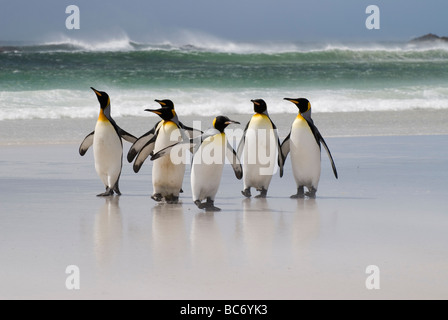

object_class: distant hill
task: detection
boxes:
[410,33,448,43]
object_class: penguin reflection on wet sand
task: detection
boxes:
[127,100,199,203]
[151,116,243,211]
[79,88,137,196]
[281,98,338,198]
[237,99,283,198]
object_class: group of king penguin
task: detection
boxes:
[80,88,338,211]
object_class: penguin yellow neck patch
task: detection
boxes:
[296,113,306,121]
[98,109,108,122]
[253,113,268,119]
[163,120,176,127]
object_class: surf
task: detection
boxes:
[1,33,448,121]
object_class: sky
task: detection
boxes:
[0,0,447,44]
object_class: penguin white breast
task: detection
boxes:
[93,119,123,187]
[290,115,321,187]
[152,121,186,195]
[243,114,277,188]
[191,133,226,201]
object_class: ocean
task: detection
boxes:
[1,36,448,121]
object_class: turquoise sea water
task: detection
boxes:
[1,38,448,120]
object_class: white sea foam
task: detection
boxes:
[41,33,136,52]
[2,32,447,121]
[1,87,447,121]
[33,31,448,55]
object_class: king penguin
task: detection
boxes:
[237,99,283,198]
[281,98,338,198]
[79,88,137,196]
[151,116,243,211]
[128,99,199,203]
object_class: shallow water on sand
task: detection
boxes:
[0,134,447,299]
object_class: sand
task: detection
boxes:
[1,110,448,300]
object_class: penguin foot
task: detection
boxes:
[290,187,305,199]
[205,205,221,212]
[97,188,114,197]
[151,193,163,202]
[241,188,252,198]
[305,188,317,199]
[165,194,179,204]
[196,202,211,210]
[205,198,221,212]
[194,200,203,208]
[255,188,267,199]
[195,199,221,212]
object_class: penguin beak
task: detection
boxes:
[284,98,298,105]
[225,120,240,125]
[155,99,166,107]
[145,108,163,115]
[251,100,260,106]
[91,87,102,97]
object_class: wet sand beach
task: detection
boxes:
[1,111,448,300]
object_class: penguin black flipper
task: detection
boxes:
[143,121,202,156]
[133,135,158,173]
[179,122,203,139]
[127,121,161,163]
[280,132,291,166]
[150,129,214,162]
[226,141,243,180]
[79,131,95,156]
[192,129,225,155]
[269,119,284,178]
[107,117,137,144]
[320,136,338,179]
[118,128,137,144]
[150,142,178,162]
[307,120,338,179]
[236,121,250,160]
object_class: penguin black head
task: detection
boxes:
[155,99,174,110]
[91,87,110,109]
[284,98,311,114]
[145,99,176,121]
[251,99,267,114]
[213,116,240,133]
